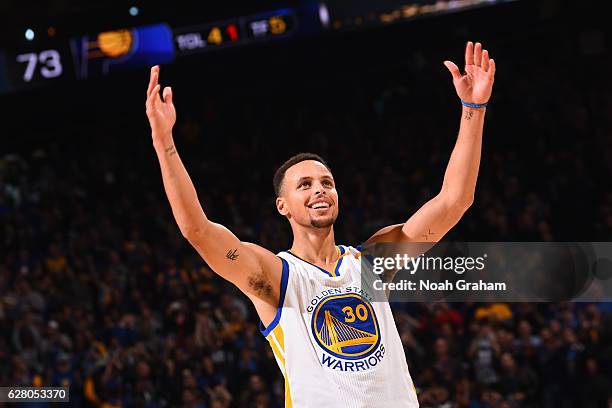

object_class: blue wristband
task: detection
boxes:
[461,100,488,109]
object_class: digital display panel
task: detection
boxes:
[173,10,297,57]
[71,23,175,79]
[0,42,73,93]
[0,9,298,94]
[0,1,511,95]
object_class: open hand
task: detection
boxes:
[145,65,176,143]
[444,42,496,105]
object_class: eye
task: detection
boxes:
[299,181,311,188]
[323,180,333,187]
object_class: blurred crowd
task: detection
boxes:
[2,12,612,408]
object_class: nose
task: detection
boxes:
[313,181,326,195]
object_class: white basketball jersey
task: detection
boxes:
[260,245,419,408]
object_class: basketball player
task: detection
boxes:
[145,41,496,407]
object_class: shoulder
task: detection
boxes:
[243,242,282,265]
[343,244,361,254]
[337,244,364,260]
[242,242,285,293]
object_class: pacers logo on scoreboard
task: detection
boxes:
[311,293,386,371]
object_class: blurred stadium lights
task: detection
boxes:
[324,0,518,30]
[24,28,35,41]
[318,3,330,27]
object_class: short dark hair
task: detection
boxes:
[273,153,331,196]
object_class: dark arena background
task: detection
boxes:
[1,0,612,407]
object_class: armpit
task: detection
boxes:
[248,270,273,298]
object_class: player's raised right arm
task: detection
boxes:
[144,66,281,303]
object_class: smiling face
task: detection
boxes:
[276,160,339,229]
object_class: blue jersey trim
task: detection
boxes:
[334,245,346,276]
[259,257,289,337]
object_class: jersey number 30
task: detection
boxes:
[342,305,369,322]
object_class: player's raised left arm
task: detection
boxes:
[367,41,496,244]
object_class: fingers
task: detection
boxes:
[482,49,490,72]
[465,41,496,75]
[163,86,173,105]
[146,66,174,111]
[148,84,161,108]
[488,59,496,77]
[147,66,159,98]
[474,42,482,67]
[444,61,461,80]
[465,41,474,66]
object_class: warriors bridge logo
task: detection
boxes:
[310,292,385,371]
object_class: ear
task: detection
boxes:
[276,197,289,217]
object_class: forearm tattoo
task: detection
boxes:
[165,145,177,156]
[463,110,474,121]
[226,249,239,261]
[421,229,434,241]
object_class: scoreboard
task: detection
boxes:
[174,10,297,56]
[0,0,516,94]
[0,9,299,94]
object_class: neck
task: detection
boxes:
[289,224,337,264]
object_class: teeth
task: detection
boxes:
[312,203,329,209]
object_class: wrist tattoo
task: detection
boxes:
[226,249,239,261]
[463,110,474,121]
[165,145,177,156]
